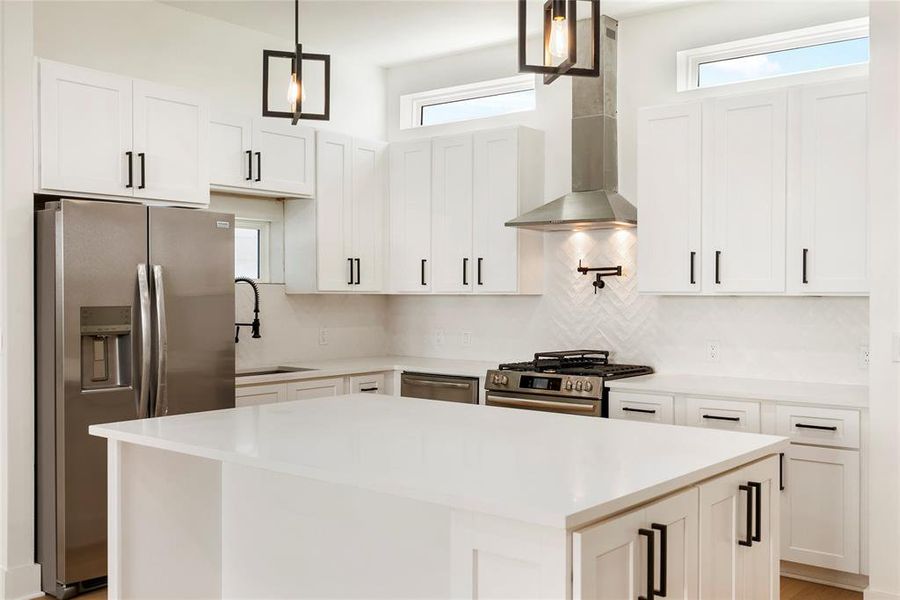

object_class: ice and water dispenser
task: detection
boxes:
[80,306,132,391]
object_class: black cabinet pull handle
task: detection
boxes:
[354,258,361,285]
[477,257,483,285]
[795,423,837,431]
[138,152,146,189]
[347,258,354,285]
[246,150,253,181]
[738,484,753,547]
[779,452,785,491]
[463,257,468,286]
[702,414,740,422]
[623,407,657,415]
[126,151,134,188]
[651,523,668,598]
[715,250,721,284]
[690,251,696,285]
[360,387,378,392]
[802,248,809,284]
[421,259,427,286]
[255,151,261,182]
[749,481,762,542]
[638,528,655,600]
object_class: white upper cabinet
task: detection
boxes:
[637,103,702,294]
[132,80,208,204]
[705,90,787,293]
[39,60,133,197]
[209,114,252,189]
[350,139,387,292]
[37,60,209,206]
[431,134,474,294]
[787,79,869,294]
[389,141,432,293]
[251,118,315,196]
[315,131,354,292]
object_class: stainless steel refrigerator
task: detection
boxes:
[36,199,236,598]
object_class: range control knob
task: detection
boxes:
[565,380,573,391]
[575,380,584,391]
[584,381,594,392]
[491,374,500,385]
[500,375,509,385]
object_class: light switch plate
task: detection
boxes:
[859,344,870,369]
[318,327,329,346]
[706,341,721,363]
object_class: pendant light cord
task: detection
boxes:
[294,0,299,47]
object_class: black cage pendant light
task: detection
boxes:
[262,0,331,124]
[518,0,600,85]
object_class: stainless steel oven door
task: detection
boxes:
[485,391,601,416]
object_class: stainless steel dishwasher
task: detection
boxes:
[400,372,480,404]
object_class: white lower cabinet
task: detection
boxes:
[609,391,675,424]
[349,373,385,394]
[235,376,346,406]
[781,445,860,572]
[576,458,777,600]
[235,383,288,408]
[287,377,345,401]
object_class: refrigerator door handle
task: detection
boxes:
[137,264,152,418]
[152,265,169,417]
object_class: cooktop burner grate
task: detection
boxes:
[498,349,653,380]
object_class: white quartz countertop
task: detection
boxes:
[235,355,496,385]
[90,394,787,530]
[607,373,867,408]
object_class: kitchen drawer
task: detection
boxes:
[776,405,859,449]
[287,377,345,401]
[235,382,287,407]
[350,373,386,394]
[685,397,760,432]
[609,391,674,424]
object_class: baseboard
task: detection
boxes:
[864,590,900,600]
[781,560,869,592]
[0,562,42,600]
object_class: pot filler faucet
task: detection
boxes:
[234,277,261,343]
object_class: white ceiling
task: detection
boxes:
[161,0,706,66]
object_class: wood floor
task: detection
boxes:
[44,577,864,599]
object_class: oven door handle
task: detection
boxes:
[486,395,597,413]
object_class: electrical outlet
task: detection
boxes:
[706,341,721,363]
[434,329,445,346]
[859,344,870,369]
[462,331,472,347]
[318,327,329,346]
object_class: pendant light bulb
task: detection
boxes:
[549,16,568,60]
[287,73,306,108]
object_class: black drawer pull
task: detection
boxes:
[715,250,721,284]
[702,414,740,422]
[246,150,253,181]
[749,481,762,542]
[795,423,838,431]
[638,528,655,600]
[623,407,657,415]
[689,251,696,285]
[138,152,146,189]
[779,452,785,491]
[347,258,354,285]
[255,151,261,182]
[651,523,668,597]
[126,151,134,188]
[421,259,427,286]
[360,387,378,392]
[738,484,753,547]
[354,258,361,285]
[477,257,483,285]
[463,257,468,286]
[802,248,809,284]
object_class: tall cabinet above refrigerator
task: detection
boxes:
[36,199,236,598]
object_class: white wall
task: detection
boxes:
[33,0,387,139]
[0,2,40,599]
[384,0,870,385]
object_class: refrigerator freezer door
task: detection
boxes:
[37,199,149,591]
[148,207,235,416]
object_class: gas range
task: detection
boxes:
[484,350,653,417]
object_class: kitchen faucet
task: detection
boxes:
[234,277,261,343]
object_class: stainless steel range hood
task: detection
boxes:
[506,15,636,231]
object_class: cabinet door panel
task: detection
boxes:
[432,135,474,293]
[316,132,353,291]
[39,60,133,196]
[789,80,868,294]
[573,509,644,600]
[210,114,252,189]
[707,91,786,293]
[699,469,743,600]
[389,141,433,292]
[637,103,702,293]
[645,488,699,600]
[235,383,287,407]
[781,445,859,572]
[252,119,315,196]
[133,80,209,204]
[351,139,387,291]
[473,129,519,293]
[287,377,345,401]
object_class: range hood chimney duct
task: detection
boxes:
[506,15,637,231]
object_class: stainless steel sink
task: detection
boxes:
[236,366,317,377]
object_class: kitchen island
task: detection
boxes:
[90,394,788,599]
